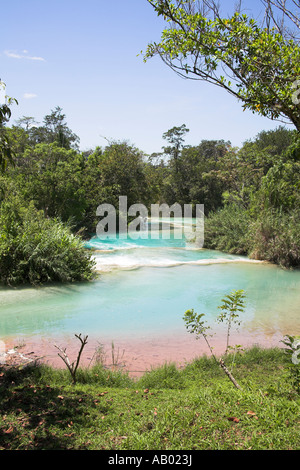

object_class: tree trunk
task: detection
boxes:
[219,359,242,390]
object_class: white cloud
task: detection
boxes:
[4,50,45,62]
[23,93,38,99]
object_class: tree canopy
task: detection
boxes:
[144,0,300,131]
[0,81,17,172]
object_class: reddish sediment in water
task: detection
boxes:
[2,329,283,378]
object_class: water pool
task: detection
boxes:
[1,232,299,351]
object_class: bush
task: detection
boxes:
[249,209,300,268]
[203,202,300,268]
[0,194,96,286]
[203,204,252,255]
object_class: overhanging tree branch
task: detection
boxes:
[145,0,300,131]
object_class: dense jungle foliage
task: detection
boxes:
[0,103,299,285]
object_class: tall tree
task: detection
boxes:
[164,139,230,211]
[10,143,87,222]
[144,0,300,131]
[29,106,80,150]
[99,141,149,208]
[162,124,189,170]
[0,81,17,172]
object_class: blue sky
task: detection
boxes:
[0,0,289,155]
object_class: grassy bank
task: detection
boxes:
[0,346,299,450]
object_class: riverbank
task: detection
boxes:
[2,327,285,378]
[0,345,299,451]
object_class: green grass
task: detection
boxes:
[0,347,299,450]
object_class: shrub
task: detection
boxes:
[203,204,252,255]
[0,194,96,286]
[203,203,300,268]
[249,209,300,267]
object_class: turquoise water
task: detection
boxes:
[0,228,300,345]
